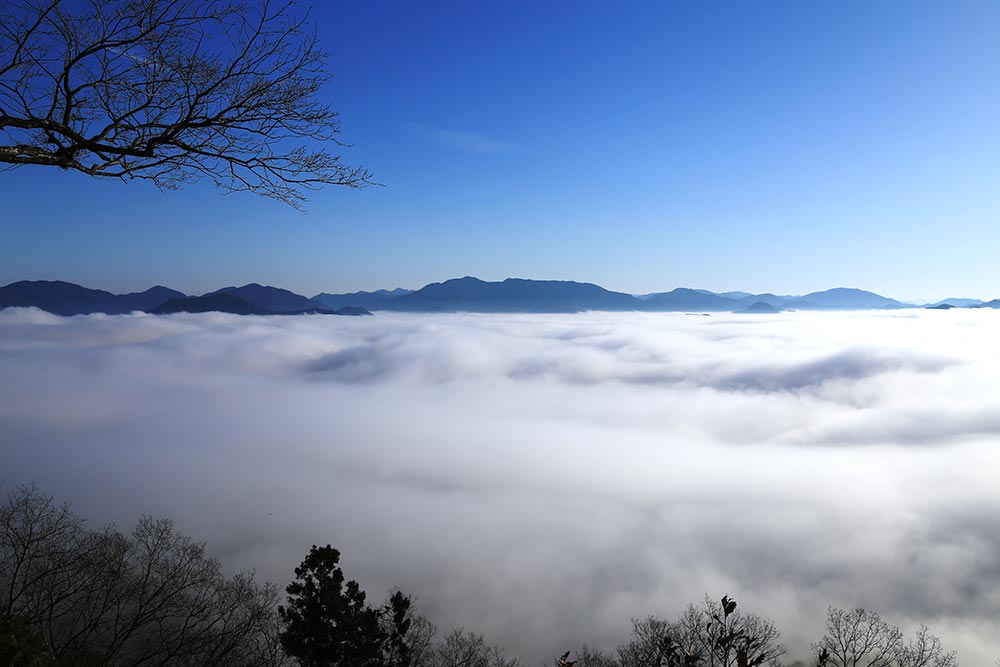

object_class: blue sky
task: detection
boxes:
[3,0,1000,301]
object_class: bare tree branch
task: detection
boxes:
[0,484,285,666]
[0,0,375,209]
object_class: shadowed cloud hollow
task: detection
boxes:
[1,308,999,663]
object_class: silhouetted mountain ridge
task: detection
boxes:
[0,281,371,316]
[151,292,370,316]
[383,277,643,313]
[0,281,185,315]
[117,286,188,312]
[641,288,739,311]
[205,283,314,313]
[784,288,907,310]
[3,279,997,315]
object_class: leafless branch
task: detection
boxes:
[0,0,375,209]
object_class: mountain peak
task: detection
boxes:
[206,284,313,313]
[385,277,641,313]
[786,288,904,310]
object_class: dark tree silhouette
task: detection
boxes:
[1,484,971,667]
[425,628,521,667]
[383,590,416,667]
[279,544,418,667]
[0,0,374,208]
[561,645,618,667]
[812,608,956,667]
[616,596,785,667]
[0,484,282,666]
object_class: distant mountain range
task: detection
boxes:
[312,288,413,311]
[372,278,992,314]
[0,281,187,316]
[2,278,998,316]
[0,281,371,317]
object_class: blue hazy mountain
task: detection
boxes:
[203,283,314,313]
[732,293,789,307]
[383,277,643,312]
[5,278,989,315]
[310,288,413,311]
[641,288,742,311]
[928,298,983,308]
[783,288,906,310]
[738,301,783,314]
[925,303,955,310]
[635,290,789,310]
[0,280,185,315]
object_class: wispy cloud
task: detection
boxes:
[410,124,514,154]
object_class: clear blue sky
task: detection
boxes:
[3,0,1000,301]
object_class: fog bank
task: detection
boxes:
[1,308,999,663]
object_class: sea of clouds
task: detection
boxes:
[2,307,1000,663]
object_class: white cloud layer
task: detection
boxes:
[2,308,1000,663]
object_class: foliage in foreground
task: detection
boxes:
[0,484,282,666]
[0,484,967,666]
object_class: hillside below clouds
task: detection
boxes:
[2,277,998,316]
